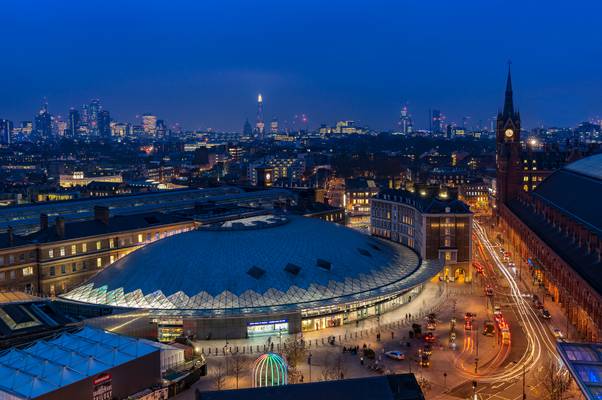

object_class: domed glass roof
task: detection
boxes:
[62,215,440,315]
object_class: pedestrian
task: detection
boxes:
[360,356,364,365]
[391,331,394,340]
[300,374,304,383]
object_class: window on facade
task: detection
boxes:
[60,247,65,257]
[0,272,5,281]
[48,249,54,258]
[8,255,14,264]
[71,263,77,272]
[109,239,115,248]
[60,265,66,274]
[49,266,55,276]
[96,241,101,250]
[82,243,87,252]
[19,254,25,262]
[96,258,102,268]
[445,252,452,261]
[0,256,4,266]
[137,234,143,243]
[155,233,160,240]
[9,271,15,280]
[71,245,77,255]
[22,267,33,276]
[146,233,151,241]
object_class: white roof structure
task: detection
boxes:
[0,326,158,400]
[62,215,441,316]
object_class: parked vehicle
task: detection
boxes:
[541,309,551,319]
[424,332,436,343]
[483,320,495,336]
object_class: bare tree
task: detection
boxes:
[212,360,227,391]
[282,334,307,383]
[541,360,572,400]
[227,354,249,389]
[320,353,347,381]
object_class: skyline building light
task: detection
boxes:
[270,118,279,134]
[0,119,13,145]
[431,109,443,134]
[97,110,111,137]
[256,94,265,137]
[142,113,157,136]
[399,105,413,134]
[68,108,80,137]
[89,99,101,133]
[34,103,52,139]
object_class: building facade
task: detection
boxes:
[371,187,473,282]
[495,69,602,340]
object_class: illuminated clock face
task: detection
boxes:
[265,173,271,181]
[504,129,514,138]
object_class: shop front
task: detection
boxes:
[246,319,289,338]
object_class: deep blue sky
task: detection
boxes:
[1,0,601,131]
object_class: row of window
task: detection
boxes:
[47,255,116,277]
[45,228,190,259]
[0,266,34,281]
[0,251,35,266]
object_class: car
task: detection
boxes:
[553,328,564,339]
[385,350,405,361]
[418,354,430,367]
[541,309,551,319]
[424,332,436,343]
[423,344,433,355]
[483,320,495,336]
[426,321,436,330]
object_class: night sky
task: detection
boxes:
[1,0,601,131]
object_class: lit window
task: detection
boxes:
[48,249,54,258]
[110,255,115,264]
[22,267,33,276]
[96,241,101,250]
[137,234,143,243]
[82,243,87,252]
[96,258,102,268]
[71,245,77,255]
[60,247,65,257]
[109,239,115,248]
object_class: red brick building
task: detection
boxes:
[496,69,602,340]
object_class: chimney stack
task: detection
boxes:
[55,217,65,239]
[94,206,110,225]
[7,226,14,246]
[40,214,49,230]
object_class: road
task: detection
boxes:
[465,220,561,399]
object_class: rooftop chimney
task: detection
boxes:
[40,214,49,231]
[55,217,65,239]
[7,226,14,246]
[94,206,110,225]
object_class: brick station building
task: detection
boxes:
[495,68,602,340]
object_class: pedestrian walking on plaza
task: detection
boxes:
[360,356,364,365]
[391,331,394,340]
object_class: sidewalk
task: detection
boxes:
[192,281,461,357]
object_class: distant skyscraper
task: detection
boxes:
[142,114,157,135]
[89,99,101,133]
[431,109,443,134]
[399,105,413,134]
[20,121,33,136]
[243,118,253,137]
[0,119,13,145]
[256,94,265,137]
[68,108,80,137]
[34,103,52,139]
[270,118,279,134]
[156,119,167,137]
[97,110,111,137]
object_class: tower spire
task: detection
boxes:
[503,61,514,117]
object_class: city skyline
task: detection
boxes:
[1,1,602,131]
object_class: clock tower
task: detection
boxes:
[495,65,522,214]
